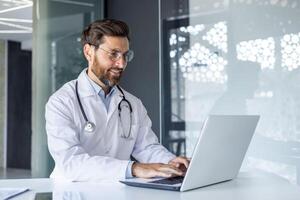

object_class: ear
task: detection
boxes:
[83,44,95,64]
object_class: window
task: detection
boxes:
[161,0,300,185]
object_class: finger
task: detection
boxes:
[178,164,187,172]
[169,161,180,168]
[159,166,183,176]
[156,171,173,178]
[168,164,184,172]
[173,157,190,169]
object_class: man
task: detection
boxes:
[45,19,189,181]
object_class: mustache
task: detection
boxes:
[109,68,123,73]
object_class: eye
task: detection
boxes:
[110,51,121,59]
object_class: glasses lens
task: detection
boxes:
[101,47,134,63]
[110,51,121,61]
[125,50,134,62]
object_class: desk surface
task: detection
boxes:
[0,171,299,200]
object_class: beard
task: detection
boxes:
[99,68,123,87]
[92,58,123,87]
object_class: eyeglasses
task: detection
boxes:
[98,46,134,63]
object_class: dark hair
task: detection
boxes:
[81,19,130,48]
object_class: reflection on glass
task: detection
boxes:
[281,33,300,71]
[178,42,227,83]
[254,90,273,98]
[244,157,297,184]
[162,0,300,185]
[163,17,229,158]
[203,21,227,53]
[236,37,275,69]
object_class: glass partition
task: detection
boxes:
[161,0,300,185]
[32,0,104,177]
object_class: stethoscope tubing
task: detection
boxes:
[75,81,89,122]
[75,80,133,138]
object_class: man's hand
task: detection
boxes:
[132,163,184,179]
[168,156,190,176]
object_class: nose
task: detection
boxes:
[115,56,127,69]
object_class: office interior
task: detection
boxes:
[0,0,299,188]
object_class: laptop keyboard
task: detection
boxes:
[149,176,184,185]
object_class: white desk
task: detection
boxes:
[0,171,299,200]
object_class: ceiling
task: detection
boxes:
[0,0,32,49]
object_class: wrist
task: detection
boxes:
[132,162,137,177]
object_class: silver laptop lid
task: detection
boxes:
[180,115,259,191]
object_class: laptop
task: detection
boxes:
[120,115,260,192]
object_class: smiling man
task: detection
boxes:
[45,19,189,181]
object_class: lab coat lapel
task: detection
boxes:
[77,68,97,98]
[77,68,108,123]
[107,87,123,122]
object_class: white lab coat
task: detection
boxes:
[45,69,175,182]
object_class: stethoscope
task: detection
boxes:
[75,80,133,138]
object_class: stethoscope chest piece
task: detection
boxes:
[84,121,96,133]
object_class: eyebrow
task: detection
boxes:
[110,48,130,53]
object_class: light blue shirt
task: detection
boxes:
[86,74,115,111]
[85,73,134,178]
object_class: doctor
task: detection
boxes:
[45,19,189,181]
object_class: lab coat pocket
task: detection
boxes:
[119,124,139,144]
[117,124,139,159]
[126,124,139,140]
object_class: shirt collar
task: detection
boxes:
[84,70,116,98]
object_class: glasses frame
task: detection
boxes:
[89,43,134,63]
